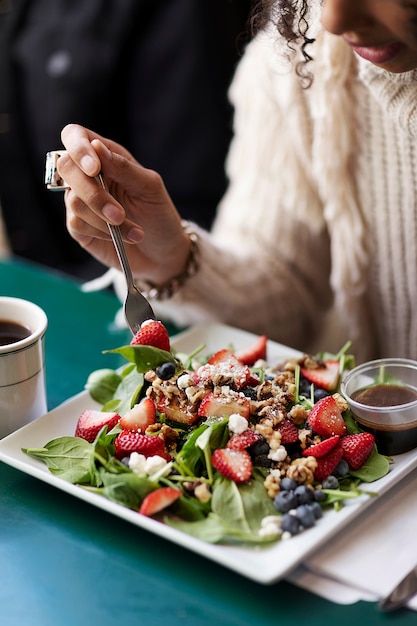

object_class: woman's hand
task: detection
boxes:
[58,124,191,284]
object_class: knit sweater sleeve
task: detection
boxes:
[154,33,333,352]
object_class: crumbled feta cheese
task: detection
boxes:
[228,413,249,434]
[129,452,147,475]
[177,373,193,389]
[145,455,168,475]
[259,515,281,538]
[268,445,288,462]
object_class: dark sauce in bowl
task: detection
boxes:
[351,384,417,455]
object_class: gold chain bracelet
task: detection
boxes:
[137,221,200,301]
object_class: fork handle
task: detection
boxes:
[107,222,136,290]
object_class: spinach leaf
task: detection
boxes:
[85,368,122,404]
[23,437,94,484]
[104,345,180,372]
[349,447,390,482]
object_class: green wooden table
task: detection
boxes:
[0,258,413,626]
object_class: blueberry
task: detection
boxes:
[294,484,315,505]
[240,386,258,400]
[333,459,349,478]
[313,388,330,402]
[309,501,323,519]
[156,362,176,380]
[280,513,301,535]
[322,475,339,490]
[280,477,298,491]
[252,454,274,468]
[313,489,326,502]
[295,504,316,528]
[250,439,270,456]
[274,490,298,513]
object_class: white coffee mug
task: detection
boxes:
[0,297,48,438]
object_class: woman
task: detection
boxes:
[57,0,417,362]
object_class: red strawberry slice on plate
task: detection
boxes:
[302,434,340,458]
[157,397,199,425]
[301,360,340,391]
[314,444,344,482]
[130,319,170,352]
[119,398,156,432]
[340,432,375,470]
[234,335,267,366]
[277,419,299,444]
[197,349,252,389]
[75,409,120,443]
[308,396,347,438]
[227,429,262,450]
[114,430,167,459]
[139,487,182,516]
[198,391,250,419]
[212,448,252,483]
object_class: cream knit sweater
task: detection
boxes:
[147,26,417,363]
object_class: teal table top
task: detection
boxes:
[0,258,414,626]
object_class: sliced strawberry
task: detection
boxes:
[234,335,267,366]
[302,434,340,458]
[340,432,375,470]
[198,391,250,419]
[212,448,252,483]
[314,444,344,482]
[139,487,182,516]
[157,397,199,425]
[196,350,251,389]
[227,429,262,450]
[130,319,170,352]
[114,430,166,459]
[119,398,156,432]
[308,396,347,438]
[276,419,299,444]
[301,360,340,391]
[75,409,121,443]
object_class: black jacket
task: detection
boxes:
[0,0,250,277]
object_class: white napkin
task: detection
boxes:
[286,470,417,610]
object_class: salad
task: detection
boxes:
[23,320,390,545]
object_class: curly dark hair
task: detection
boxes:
[250,0,315,85]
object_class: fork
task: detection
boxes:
[45,151,155,333]
[96,174,155,334]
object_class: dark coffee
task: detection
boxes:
[0,319,32,346]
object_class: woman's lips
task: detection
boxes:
[344,39,403,65]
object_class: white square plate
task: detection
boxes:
[1,323,417,584]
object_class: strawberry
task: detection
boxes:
[234,335,267,366]
[301,360,340,391]
[302,434,340,458]
[277,419,299,444]
[75,409,120,443]
[308,396,347,438]
[340,432,375,470]
[130,319,170,352]
[114,430,166,459]
[198,391,250,419]
[139,487,182,516]
[314,444,344,482]
[196,349,251,389]
[157,397,199,425]
[227,429,262,450]
[212,448,252,483]
[119,398,156,432]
